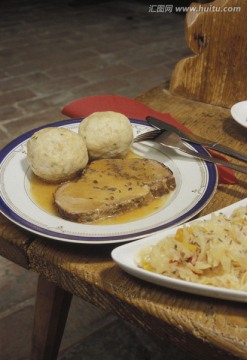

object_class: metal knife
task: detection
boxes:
[146,116,247,162]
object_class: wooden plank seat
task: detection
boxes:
[1,83,246,360]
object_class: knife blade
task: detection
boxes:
[146,116,247,162]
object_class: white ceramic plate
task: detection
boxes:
[231,101,247,128]
[0,119,217,244]
[112,199,247,302]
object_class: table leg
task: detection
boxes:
[31,275,72,360]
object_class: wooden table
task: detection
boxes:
[0,84,246,360]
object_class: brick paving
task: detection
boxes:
[0,1,194,359]
[0,0,191,148]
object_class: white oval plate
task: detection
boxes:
[0,119,218,244]
[231,101,247,128]
[112,199,247,302]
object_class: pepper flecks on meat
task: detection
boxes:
[54,158,176,223]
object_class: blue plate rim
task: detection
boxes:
[0,118,218,244]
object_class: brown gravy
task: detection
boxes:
[29,151,171,224]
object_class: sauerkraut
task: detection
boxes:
[136,206,247,291]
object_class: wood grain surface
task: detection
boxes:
[169,0,247,108]
[0,84,246,359]
[0,214,32,268]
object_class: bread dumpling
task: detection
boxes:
[27,127,88,182]
[78,111,133,160]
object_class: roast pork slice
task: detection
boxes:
[54,158,176,223]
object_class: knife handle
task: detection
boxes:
[183,148,247,174]
[147,116,247,163]
[208,143,247,163]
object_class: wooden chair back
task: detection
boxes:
[169,0,247,108]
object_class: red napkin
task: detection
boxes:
[62,95,237,184]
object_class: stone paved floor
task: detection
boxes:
[0,1,195,359]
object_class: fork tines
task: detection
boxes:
[134,129,161,143]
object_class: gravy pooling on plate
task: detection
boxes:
[29,151,174,225]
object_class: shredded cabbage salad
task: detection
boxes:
[136,206,247,291]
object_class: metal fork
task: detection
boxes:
[134,130,247,174]
[134,129,161,142]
